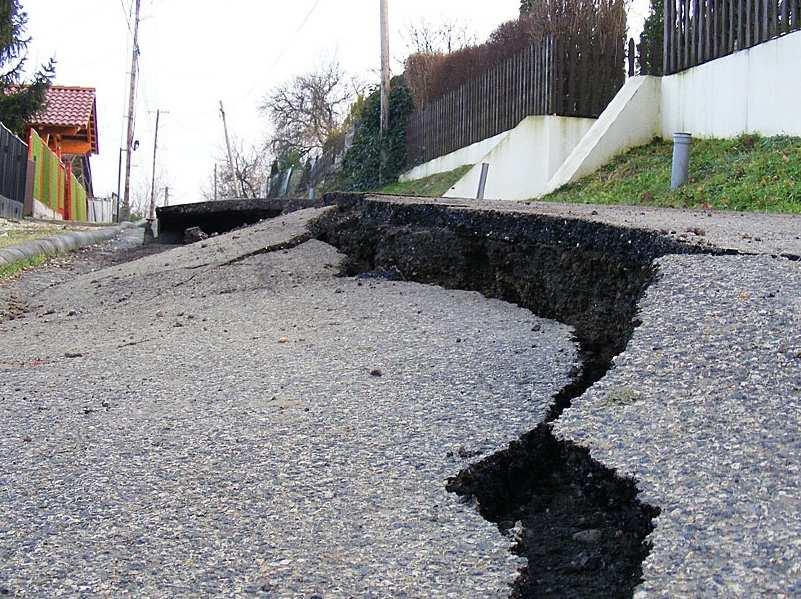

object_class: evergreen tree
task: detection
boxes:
[0,0,55,136]
[638,0,664,75]
[340,76,415,191]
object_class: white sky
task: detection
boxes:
[23,0,648,207]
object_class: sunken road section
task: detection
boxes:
[155,198,325,243]
[314,193,721,598]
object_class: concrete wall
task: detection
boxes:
[400,130,510,182]
[31,198,62,221]
[445,116,596,201]
[543,77,662,196]
[402,31,801,202]
[661,31,801,138]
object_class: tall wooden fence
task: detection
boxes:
[664,0,801,74]
[406,36,624,167]
[0,123,29,218]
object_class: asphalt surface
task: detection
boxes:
[0,209,578,597]
[554,254,801,597]
[2,201,800,597]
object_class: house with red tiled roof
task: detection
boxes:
[27,86,99,197]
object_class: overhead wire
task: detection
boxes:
[269,0,323,70]
[118,0,133,34]
[242,0,323,101]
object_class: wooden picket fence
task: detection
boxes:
[406,35,624,166]
[664,0,801,74]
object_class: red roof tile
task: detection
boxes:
[31,86,97,129]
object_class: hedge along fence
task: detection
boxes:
[28,129,89,221]
[406,0,627,166]
[663,0,801,74]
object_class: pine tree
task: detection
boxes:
[0,0,55,136]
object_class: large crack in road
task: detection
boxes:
[312,195,719,597]
[2,198,799,597]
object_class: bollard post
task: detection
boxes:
[476,163,490,200]
[671,133,693,190]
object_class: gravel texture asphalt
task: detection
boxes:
[0,209,579,597]
[2,199,800,597]
[554,254,801,597]
[366,195,801,257]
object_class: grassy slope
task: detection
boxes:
[377,165,472,197]
[542,135,801,214]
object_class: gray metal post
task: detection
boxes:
[476,163,490,200]
[671,133,692,189]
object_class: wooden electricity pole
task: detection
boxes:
[379,0,390,185]
[148,109,162,221]
[379,0,390,133]
[213,163,218,201]
[219,101,242,198]
[122,0,142,221]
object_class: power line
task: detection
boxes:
[265,0,324,72]
[242,0,323,101]
[118,0,133,34]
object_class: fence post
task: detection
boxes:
[664,0,671,73]
[628,38,636,76]
[476,163,490,200]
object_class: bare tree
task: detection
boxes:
[403,18,477,55]
[261,59,362,159]
[202,140,270,201]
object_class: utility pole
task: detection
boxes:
[115,148,123,222]
[219,101,241,198]
[148,109,162,222]
[379,0,390,185]
[213,163,218,201]
[379,0,390,134]
[123,0,142,222]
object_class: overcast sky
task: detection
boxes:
[23,0,648,207]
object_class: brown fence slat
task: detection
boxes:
[659,0,794,80]
[405,32,624,165]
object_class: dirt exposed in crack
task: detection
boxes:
[310,196,719,597]
[448,423,660,598]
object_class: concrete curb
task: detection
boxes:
[0,221,142,268]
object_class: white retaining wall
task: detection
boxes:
[401,30,801,201]
[543,77,662,196]
[660,31,801,138]
[445,116,596,201]
[400,130,509,182]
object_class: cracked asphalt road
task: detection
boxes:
[555,254,801,597]
[0,209,578,597]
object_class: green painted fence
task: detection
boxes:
[28,129,89,221]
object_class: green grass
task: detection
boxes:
[0,228,64,249]
[0,254,48,281]
[542,135,801,214]
[377,165,472,197]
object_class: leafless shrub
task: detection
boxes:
[405,0,626,111]
[261,59,364,159]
